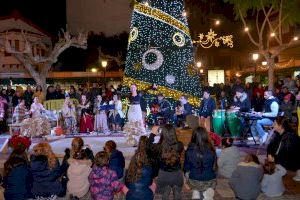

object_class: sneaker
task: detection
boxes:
[260,132,268,144]
[192,190,200,199]
[293,169,300,181]
[203,188,214,200]
[247,136,259,141]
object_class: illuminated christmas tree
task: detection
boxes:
[123,0,201,107]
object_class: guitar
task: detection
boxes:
[151,104,160,114]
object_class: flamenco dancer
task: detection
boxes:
[123,84,147,146]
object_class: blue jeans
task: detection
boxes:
[251,118,273,138]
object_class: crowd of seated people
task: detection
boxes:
[1,118,299,199]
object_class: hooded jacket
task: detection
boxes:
[30,155,64,197]
[229,162,263,200]
[67,158,92,198]
[217,146,241,178]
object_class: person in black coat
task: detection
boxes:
[3,149,32,200]
[125,136,154,200]
[252,91,265,112]
[46,86,57,101]
[267,117,300,171]
[199,90,216,131]
[30,143,66,198]
[104,140,125,179]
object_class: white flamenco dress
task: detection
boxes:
[123,95,146,146]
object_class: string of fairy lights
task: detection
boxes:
[124,0,202,106]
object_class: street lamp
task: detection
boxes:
[262,61,267,66]
[196,62,202,68]
[91,68,97,73]
[101,60,108,83]
[252,53,259,75]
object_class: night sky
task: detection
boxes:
[0,0,66,36]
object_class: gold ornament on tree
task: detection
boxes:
[193,29,233,48]
[187,63,197,76]
[133,62,142,71]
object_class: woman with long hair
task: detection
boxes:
[149,124,184,200]
[123,84,146,146]
[3,149,31,200]
[184,127,217,199]
[267,116,300,171]
[30,142,66,198]
[125,136,155,200]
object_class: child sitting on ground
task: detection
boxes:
[89,151,127,200]
[67,149,92,199]
[104,140,125,180]
[261,155,287,197]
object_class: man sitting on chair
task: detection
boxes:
[199,89,216,131]
[251,90,279,144]
[151,94,172,125]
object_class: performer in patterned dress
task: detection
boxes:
[62,95,77,134]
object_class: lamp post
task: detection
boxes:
[252,53,259,76]
[101,60,108,83]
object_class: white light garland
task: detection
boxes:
[142,49,164,71]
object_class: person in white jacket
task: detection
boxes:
[67,149,92,199]
[261,157,287,197]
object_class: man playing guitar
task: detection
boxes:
[151,93,172,125]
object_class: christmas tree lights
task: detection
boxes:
[123,0,201,106]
